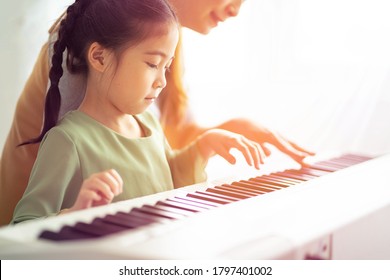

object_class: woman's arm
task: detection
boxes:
[164,118,314,165]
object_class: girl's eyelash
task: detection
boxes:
[146,62,158,68]
[146,62,171,72]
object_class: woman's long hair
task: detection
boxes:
[157,31,187,128]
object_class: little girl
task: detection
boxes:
[12,0,265,224]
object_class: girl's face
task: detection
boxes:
[105,24,179,116]
[170,0,244,34]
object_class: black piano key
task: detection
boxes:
[221,183,268,194]
[222,183,267,194]
[166,198,213,210]
[125,210,171,223]
[275,171,311,181]
[115,210,160,223]
[241,179,283,190]
[328,155,369,164]
[327,157,359,165]
[335,159,362,167]
[331,160,361,167]
[173,195,220,209]
[231,181,277,192]
[132,206,183,220]
[186,192,232,205]
[104,214,153,228]
[249,177,291,188]
[272,172,309,181]
[293,167,330,177]
[144,204,194,217]
[39,226,97,241]
[111,211,156,223]
[307,164,338,172]
[341,153,372,162]
[157,200,206,212]
[205,187,253,200]
[248,180,285,190]
[264,174,303,184]
[72,218,127,237]
[281,170,318,180]
[196,191,240,202]
[253,175,302,188]
[214,185,261,196]
[314,161,348,169]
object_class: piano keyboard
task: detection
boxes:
[2,152,390,259]
[38,154,372,242]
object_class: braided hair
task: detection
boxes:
[23,0,177,145]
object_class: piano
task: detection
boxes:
[1,153,390,259]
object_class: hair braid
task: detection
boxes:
[21,0,90,145]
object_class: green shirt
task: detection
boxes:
[12,111,207,223]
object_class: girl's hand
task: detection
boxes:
[196,129,266,170]
[62,169,123,214]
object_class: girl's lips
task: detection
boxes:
[145,96,156,102]
[210,12,223,25]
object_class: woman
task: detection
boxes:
[0,0,313,225]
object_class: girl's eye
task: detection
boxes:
[146,62,158,69]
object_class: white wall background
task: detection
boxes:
[0,0,73,149]
[1,0,390,157]
[182,0,390,157]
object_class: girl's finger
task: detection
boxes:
[107,169,124,194]
[95,169,123,196]
[74,189,102,210]
[84,177,114,201]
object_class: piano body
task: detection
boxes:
[0,153,389,259]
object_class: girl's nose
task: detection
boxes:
[153,75,167,89]
[225,0,243,18]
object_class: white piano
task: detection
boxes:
[0,153,389,260]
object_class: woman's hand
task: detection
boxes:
[61,169,123,214]
[166,118,315,165]
[196,129,266,170]
[216,118,315,164]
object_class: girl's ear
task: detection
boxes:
[88,42,107,72]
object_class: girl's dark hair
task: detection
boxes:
[22,0,177,145]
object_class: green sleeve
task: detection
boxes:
[11,128,82,224]
[141,110,208,188]
[165,139,208,188]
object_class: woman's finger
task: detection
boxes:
[229,137,254,167]
[261,143,272,157]
[268,133,311,163]
[284,136,315,156]
[211,141,236,164]
[241,138,265,169]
